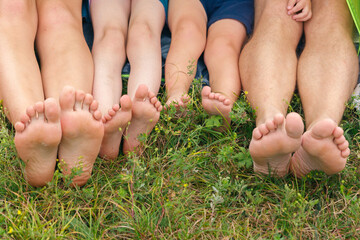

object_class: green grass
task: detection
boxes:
[0,79,360,239]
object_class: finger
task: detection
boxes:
[293,8,311,21]
[287,0,297,11]
[288,2,304,15]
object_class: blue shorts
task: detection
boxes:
[200,0,254,35]
[87,0,168,15]
[159,0,168,15]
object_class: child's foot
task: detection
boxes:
[100,95,132,160]
[58,86,104,187]
[123,84,162,154]
[250,113,304,177]
[165,93,190,108]
[14,98,62,187]
[201,86,232,127]
[290,119,349,177]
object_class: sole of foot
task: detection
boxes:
[250,112,304,177]
[201,86,233,128]
[290,119,350,177]
[14,98,62,187]
[58,86,104,187]
[123,84,162,155]
[99,95,132,160]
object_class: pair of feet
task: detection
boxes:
[100,84,162,159]
[166,86,233,126]
[15,86,104,187]
[250,113,350,177]
[15,84,163,187]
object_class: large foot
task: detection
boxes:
[290,119,349,177]
[100,95,132,160]
[123,84,162,154]
[14,98,62,187]
[250,113,304,177]
[58,86,104,187]
[201,86,232,127]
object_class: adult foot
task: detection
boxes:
[99,95,132,160]
[201,86,232,127]
[123,84,162,154]
[14,98,62,187]
[290,119,349,177]
[58,86,104,187]
[250,113,304,177]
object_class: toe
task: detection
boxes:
[75,91,86,110]
[60,86,76,111]
[259,124,270,136]
[120,95,132,111]
[341,148,350,158]
[334,135,346,145]
[14,122,26,132]
[265,119,276,131]
[201,86,211,98]
[26,105,36,119]
[333,127,344,138]
[44,98,60,123]
[134,84,149,100]
[252,128,262,140]
[83,94,94,110]
[338,141,349,151]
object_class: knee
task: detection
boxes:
[171,18,206,52]
[95,27,126,53]
[37,1,81,34]
[205,36,239,62]
[127,22,158,51]
[0,0,36,28]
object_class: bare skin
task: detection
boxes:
[202,19,246,127]
[165,0,207,107]
[290,119,350,177]
[123,84,162,154]
[14,98,62,187]
[201,86,232,127]
[100,95,132,160]
[250,113,304,177]
[58,86,104,187]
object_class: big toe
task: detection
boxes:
[60,86,76,111]
[285,113,304,138]
[44,98,60,123]
[120,95,132,111]
[310,119,337,139]
[201,86,211,98]
[134,84,149,100]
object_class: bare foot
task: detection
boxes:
[250,113,304,177]
[100,95,132,160]
[14,98,62,187]
[165,93,190,108]
[58,86,104,187]
[290,119,350,177]
[123,84,162,154]
[201,86,232,127]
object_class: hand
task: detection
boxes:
[287,0,312,22]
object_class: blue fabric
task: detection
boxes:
[159,0,168,17]
[200,0,254,35]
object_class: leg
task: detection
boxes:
[36,0,104,186]
[91,0,132,159]
[36,0,93,98]
[165,0,207,106]
[291,0,359,177]
[202,19,247,126]
[123,0,164,154]
[0,0,61,187]
[239,0,304,176]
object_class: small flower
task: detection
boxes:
[17,210,21,215]
[183,184,188,188]
[8,226,13,234]
[244,91,248,95]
